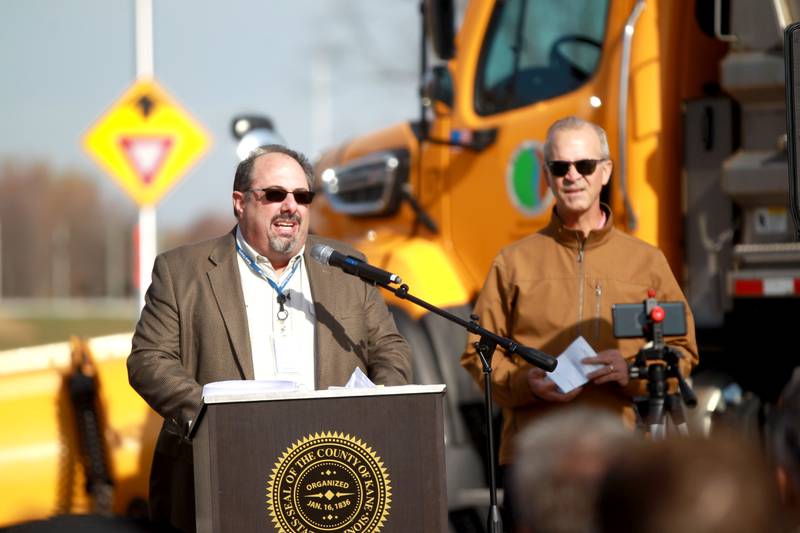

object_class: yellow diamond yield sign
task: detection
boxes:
[83,77,211,206]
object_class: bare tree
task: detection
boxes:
[0,160,136,298]
[161,212,233,251]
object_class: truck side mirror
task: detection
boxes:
[426,0,455,60]
[783,22,800,240]
[423,65,454,108]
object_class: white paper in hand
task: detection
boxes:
[547,336,604,393]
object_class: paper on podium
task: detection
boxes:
[343,367,377,388]
[547,336,604,393]
[202,379,298,400]
[200,381,446,406]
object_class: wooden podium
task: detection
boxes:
[192,384,447,532]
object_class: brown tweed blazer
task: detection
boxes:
[127,230,412,531]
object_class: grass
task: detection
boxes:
[0,300,138,351]
[0,317,136,351]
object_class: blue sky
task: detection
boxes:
[0,0,419,230]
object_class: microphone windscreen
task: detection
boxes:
[310,244,333,265]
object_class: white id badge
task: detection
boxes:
[273,328,298,374]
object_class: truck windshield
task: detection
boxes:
[475,0,609,115]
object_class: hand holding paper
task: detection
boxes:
[547,336,604,393]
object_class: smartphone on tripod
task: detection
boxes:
[612,298,693,439]
[611,301,687,338]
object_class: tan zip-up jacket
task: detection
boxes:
[461,208,698,465]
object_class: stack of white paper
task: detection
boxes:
[202,379,298,400]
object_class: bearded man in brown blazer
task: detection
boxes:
[127,145,412,532]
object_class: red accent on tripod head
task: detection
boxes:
[651,306,665,323]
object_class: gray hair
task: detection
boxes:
[543,116,610,162]
[512,407,633,533]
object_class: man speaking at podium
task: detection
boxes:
[127,145,412,532]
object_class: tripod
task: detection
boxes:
[630,346,697,439]
[627,297,697,440]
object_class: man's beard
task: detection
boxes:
[268,214,303,254]
[269,233,299,254]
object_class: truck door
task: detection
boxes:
[442,0,615,286]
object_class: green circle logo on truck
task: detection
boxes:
[507,141,553,216]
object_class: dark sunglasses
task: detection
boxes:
[546,159,606,177]
[247,187,316,205]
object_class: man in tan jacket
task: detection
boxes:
[461,117,698,529]
[128,145,412,532]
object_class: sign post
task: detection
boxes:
[82,0,210,310]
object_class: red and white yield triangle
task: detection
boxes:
[118,136,173,185]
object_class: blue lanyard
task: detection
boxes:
[236,241,301,320]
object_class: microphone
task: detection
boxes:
[515,345,557,373]
[311,244,403,285]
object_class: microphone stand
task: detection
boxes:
[474,334,502,533]
[373,280,557,533]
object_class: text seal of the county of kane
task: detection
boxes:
[267,431,391,532]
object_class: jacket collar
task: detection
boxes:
[302,234,331,310]
[207,228,254,379]
[543,204,615,251]
[302,234,334,388]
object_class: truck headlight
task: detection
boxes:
[319,149,408,216]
